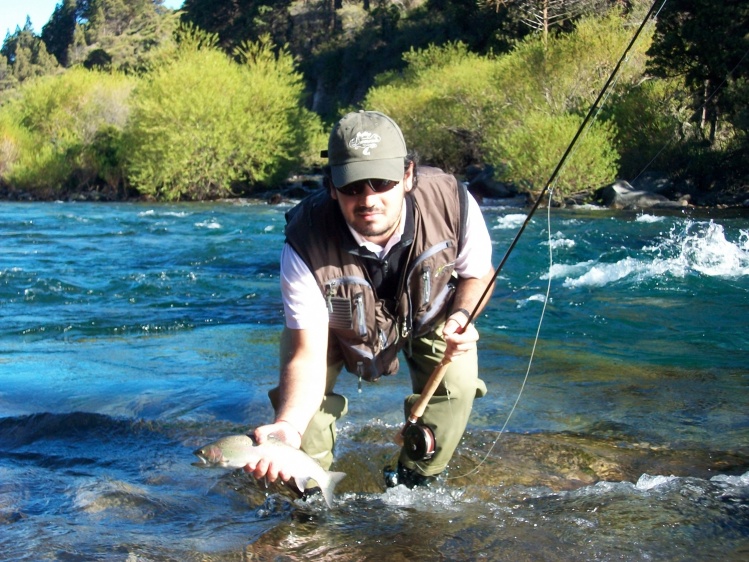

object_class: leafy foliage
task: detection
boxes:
[0,18,59,87]
[0,67,134,195]
[608,77,687,178]
[645,0,749,187]
[178,0,524,118]
[39,0,179,73]
[0,0,747,199]
[124,34,322,200]
[646,0,749,131]
[485,110,618,192]
[365,10,646,194]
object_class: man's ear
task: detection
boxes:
[403,161,415,193]
[324,174,338,200]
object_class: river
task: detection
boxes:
[1,200,747,560]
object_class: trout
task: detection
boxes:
[192,434,346,508]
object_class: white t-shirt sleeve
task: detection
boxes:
[280,243,329,330]
[454,192,493,279]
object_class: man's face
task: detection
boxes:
[331,163,414,246]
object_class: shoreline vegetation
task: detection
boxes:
[1,1,747,210]
[2,167,747,212]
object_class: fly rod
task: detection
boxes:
[396,0,664,461]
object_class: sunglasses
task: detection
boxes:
[335,178,400,197]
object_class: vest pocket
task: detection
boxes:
[324,276,370,332]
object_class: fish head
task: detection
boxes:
[192,444,228,467]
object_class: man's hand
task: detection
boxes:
[442,312,479,361]
[242,420,302,482]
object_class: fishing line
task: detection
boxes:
[442,0,667,481]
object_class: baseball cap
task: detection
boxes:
[325,110,407,188]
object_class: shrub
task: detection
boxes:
[124,35,322,200]
[363,11,649,196]
[610,77,686,179]
[366,42,499,172]
[0,67,134,195]
[484,110,619,193]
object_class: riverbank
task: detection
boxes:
[1,169,748,211]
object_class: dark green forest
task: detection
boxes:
[0,0,747,203]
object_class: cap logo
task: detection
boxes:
[348,131,381,155]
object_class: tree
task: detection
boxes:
[178,0,522,117]
[180,0,294,52]
[0,18,59,85]
[38,0,178,72]
[365,10,644,195]
[0,54,18,92]
[646,0,749,145]
[482,0,613,46]
[41,0,79,66]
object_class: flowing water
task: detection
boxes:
[1,200,748,561]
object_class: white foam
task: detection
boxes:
[517,294,547,307]
[710,470,749,487]
[560,221,749,288]
[635,214,666,223]
[493,214,528,230]
[380,485,462,510]
[635,473,678,490]
[195,220,221,229]
[138,210,189,218]
[677,221,749,276]
[562,257,647,288]
[543,231,575,250]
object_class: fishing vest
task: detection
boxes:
[284,166,468,382]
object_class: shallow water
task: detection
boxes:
[1,201,748,560]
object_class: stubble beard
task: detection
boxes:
[352,201,402,240]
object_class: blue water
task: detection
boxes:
[1,200,748,560]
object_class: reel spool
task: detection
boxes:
[402,422,436,462]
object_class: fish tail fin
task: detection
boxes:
[320,471,347,508]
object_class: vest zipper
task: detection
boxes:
[325,280,338,313]
[354,293,366,337]
[421,266,431,305]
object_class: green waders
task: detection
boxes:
[269,323,486,477]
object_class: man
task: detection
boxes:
[246,110,494,490]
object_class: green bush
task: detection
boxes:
[0,67,134,195]
[366,42,499,172]
[0,111,31,180]
[124,35,323,200]
[485,110,619,193]
[0,111,37,184]
[610,77,686,178]
[363,11,650,196]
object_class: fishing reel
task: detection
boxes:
[401,421,436,462]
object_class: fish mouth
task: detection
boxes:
[191,451,211,467]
